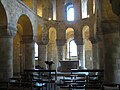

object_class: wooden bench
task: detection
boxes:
[56,69,104,90]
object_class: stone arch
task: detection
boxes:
[47,27,57,69]
[14,14,34,71]
[0,1,8,36]
[66,28,74,42]
[13,24,22,75]
[82,25,90,40]
[82,25,93,69]
[65,28,77,60]
[49,27,57,42]
[17,14,33,36]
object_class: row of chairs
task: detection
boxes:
[0,69,120,90]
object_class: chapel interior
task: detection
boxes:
[0,0,120,90]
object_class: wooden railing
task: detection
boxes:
[56,69,104,90]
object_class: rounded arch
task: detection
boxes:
[47,27,57,69]
[17,14,33,36]
[66,28,74,41]
[82,25,90,40]
[37,24,42,43]
[49,27,57,42]
[82,25,93,69]
[13,14,34,73]
[65,28,77,60]
[13,23,24,74]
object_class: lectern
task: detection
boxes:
[45,61,54,70]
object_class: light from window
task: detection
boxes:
[69,40,77,56]
[35,43,38,60]
[67,4,74,21]
[81,0,88,19]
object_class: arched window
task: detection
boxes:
[67,39,77,59]
[35,43,38,60]
[81,0,88,19]
[66,4,74,21]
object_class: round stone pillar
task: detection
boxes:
[0,37,13,81]
[56,39,66,67]
[97,31,104,69]
[90,37,99,69]
[0,24,17,81]
[38,43,47,69]
[75,38,84,68]
[22,35,35,69]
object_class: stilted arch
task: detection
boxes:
[82,25,90,39]
[66,28,74,40]
[49,27,57,42]
[47,27,57,69]
[66,28,77,60]
[82,25,93,69]
[13,14,34,73]
[17,14,33,36]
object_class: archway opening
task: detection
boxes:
[82,25,93,69]
[13,14,33,74]
[66,28,77,60]
[47,27,57,69]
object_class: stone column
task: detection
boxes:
[97,30,104,69]
[0,37,13,81]
[22,35,35,69]
[56,39,66,67]
[38,43,47,69]
[0,24,17,81]
[90,37,99,69]
[75,39,84,68]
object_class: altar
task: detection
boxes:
[58,60,79,72]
